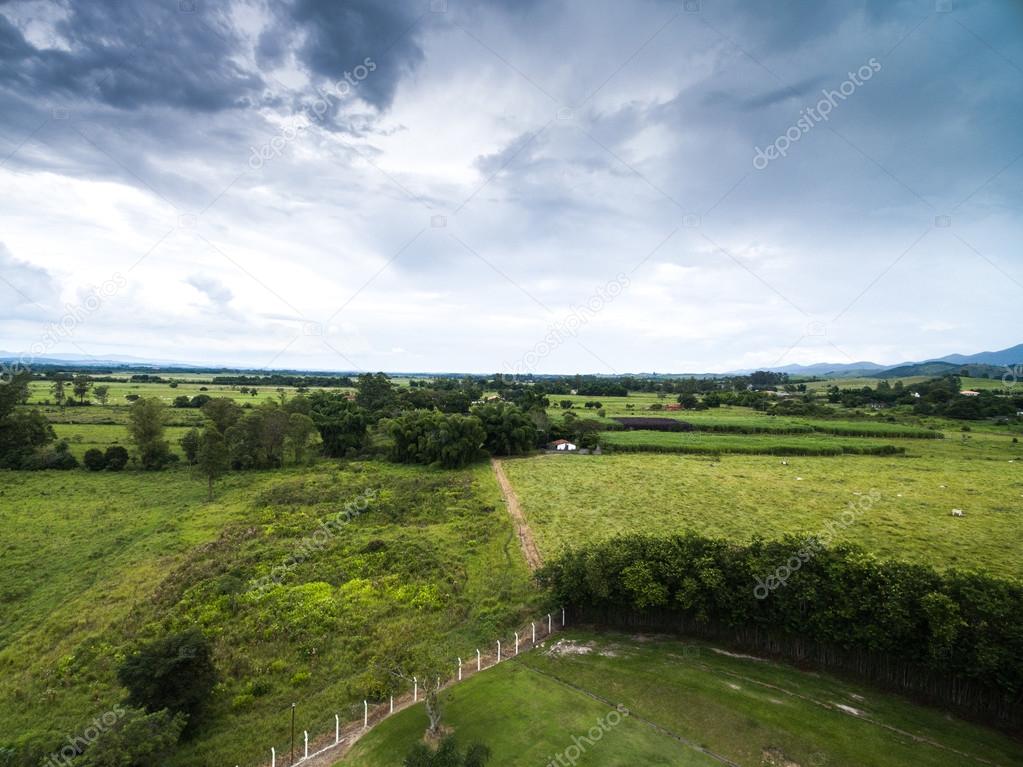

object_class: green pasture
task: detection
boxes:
[341,631,1023,767]
[502,430,1023,578]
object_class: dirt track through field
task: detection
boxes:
[491,458,543,571]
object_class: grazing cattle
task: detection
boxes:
[951,509,964,517]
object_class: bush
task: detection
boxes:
[22,441,78,470]
[83,448,108,471]
[104,446,129,471]
[117,629,217,731]
[74,707,185,766]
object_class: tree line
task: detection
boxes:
[539,533,1023,727]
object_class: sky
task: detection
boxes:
[0,0,1021,375]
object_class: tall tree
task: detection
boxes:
[51,376,68,410]
[72,373,92,403]
[127,397,173,469]
[196,428,230,500]
[308,392,367,457]
[93,384,110,405]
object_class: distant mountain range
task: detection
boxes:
[2,343,1022,379]
[730,343,1023,378]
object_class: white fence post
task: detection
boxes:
[271,747,275,767]
[364,700,368,728]
[304,730,309,759]
[515,632,519,655]
[414,676,418,703]
[532,622,536,643]
[335,714,340,743]
[547,613,552,634]
[562,606,566,626]
[390,695,394,714]
[477,648,481,671]
[458,657,462,681]
[497,640,501,662]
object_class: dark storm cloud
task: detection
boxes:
[0,1,263,113]
[275,0,426,111]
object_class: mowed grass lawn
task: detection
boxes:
[502,434,1023,578]
[341,631,1023,767]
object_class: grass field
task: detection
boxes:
[341,631,1023,767]
[0,462,537,766]
[503,429,1023,578]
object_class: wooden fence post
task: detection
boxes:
[364,700,368,728]
[304,730,308,759]
[458,657,462,680]
[515,632,519,655]
[476,648,481,671]
[497,640,501,662]
[270,747,275,767]
[335,714,340,743]
[532,622,536,643]
[414,676,418,703]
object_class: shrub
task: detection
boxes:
[104,446,129,471]
[83,448,108,471]
[74,707,185,766]
[117,630,217,731]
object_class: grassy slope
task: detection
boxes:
[341,631,1023,767]
[0,462,538,766]
[503,432,1023,578]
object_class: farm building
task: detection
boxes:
[960,390,981,396]
[547,439,577,451]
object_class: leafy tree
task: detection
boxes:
[83,448,108,471]
[285,412,317,463]
[74,707,186,767]
[355,372,398,417]
[385,410,485,469]
[404,737,491,767]
[126,398,173,470]
[172,395,192,408]
[179,428,201,464]
[104,445,130,471]
[117,629,217,731]
[200,397,243,433]
[0,404,55,470]
[51,376,68,409]
[471,402,536,455]
[308,392,367,457]
[93,385,110,405]
[196,428,230,500]
[71,373,92,403]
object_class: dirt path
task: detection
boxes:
[491,458,543,571]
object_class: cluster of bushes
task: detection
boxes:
[172,394,212,409]
[540,533,1023,725]
[82,446,130,471]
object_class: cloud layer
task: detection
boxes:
[1,0,1021,373]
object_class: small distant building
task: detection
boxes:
[960,390,981,397]
[664,403,682,411]
[548,439,577,451]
